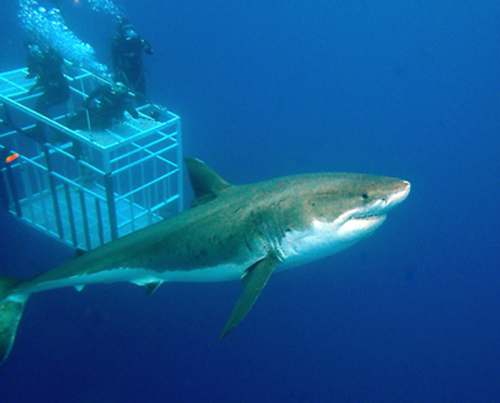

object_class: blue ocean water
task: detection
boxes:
[1,0,499,402]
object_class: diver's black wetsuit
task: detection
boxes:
[68,83,138,131]
[27,45,70,115]
[110,23,153,104]
[25,44,70,142]
[67,82,138,159]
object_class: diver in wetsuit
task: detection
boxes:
[67,81,138,159]
[68,81,138,131]
[110,18,153,105]
[25,41,70,141]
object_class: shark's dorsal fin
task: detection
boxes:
[219,254,279,338]
[184,158,231,206]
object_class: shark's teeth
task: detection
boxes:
[354,214,383,220]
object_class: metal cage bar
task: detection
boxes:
[0,65,183,251]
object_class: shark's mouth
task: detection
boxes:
[353,213,385,220]
[337,213,387,238]
[346,213,386,222]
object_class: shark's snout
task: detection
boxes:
[388,180,411,208]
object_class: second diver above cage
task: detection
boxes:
[110,17,153,106]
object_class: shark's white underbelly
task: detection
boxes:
[21,261,253,297]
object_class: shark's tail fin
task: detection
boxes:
[0,274,27,365]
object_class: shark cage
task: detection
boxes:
[0,64,183,251]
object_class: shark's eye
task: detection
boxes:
[361,193,369,200]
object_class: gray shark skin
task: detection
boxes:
[0,158,410,364]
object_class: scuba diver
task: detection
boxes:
[110,17,153,105]
[24,40,70,142]
[67,81,139,159]
[68,81,139,132]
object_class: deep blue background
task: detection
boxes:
[1,1,500,402]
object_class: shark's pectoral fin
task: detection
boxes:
[143,281,162,296]
[74,248,86,258]
[220,254,279,338]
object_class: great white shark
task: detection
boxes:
[0,158,410,364]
